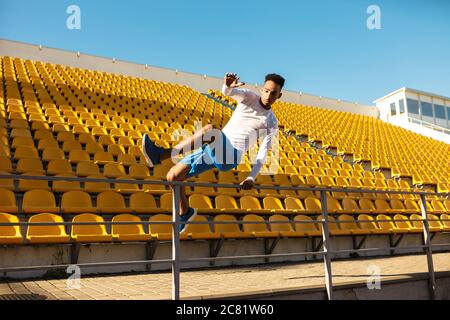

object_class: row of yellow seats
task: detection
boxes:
[1,188,448,216]
[2,211,450,245]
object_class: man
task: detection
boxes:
[142,72,284,232]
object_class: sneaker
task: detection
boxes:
[179,207,197,234]
[142,133,165,167]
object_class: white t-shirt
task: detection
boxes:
[221,84,279,180]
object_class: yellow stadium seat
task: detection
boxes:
[85,176,112,193]
[112,214,152,242]
[0,213,23,244]
[52,174,82,193]
[407,213,432,232]
[213,214,251,239]
[85,142,104,155]
[0,172,14,190]
[149,214,173,241]
[69,150,91,164]
[357,214,389,234]
[107,144,125,157]
[94,151,115,165]
[358,198,380,214]
[214,195,245,214]
[62,140,82,153]
[99,136,116,148]
[129,192,162,214]
[11,137,34,149]
[26,213,70,244]
[0,157,13,173]
[115,176,140,194]
[315,214,349,236]
[342,198,365,214]
[0,188,19,213]
[47,159,73,175]
[97,191,130,213]
[423,214,443,232]
[14,146,39,162]
[118,153,137,166]
[61,191,95,214]
[11,128,32,138]
[430,200,447,214]
[404,199,421,213]
[440,214,450,232]
[78,133,97,145]
[263,196,293,214]
[239,196,270,214]
[182,215,220,240]
[71,214,113,243]
[268,214,303,237]
[304,197,323,214]
[284,197,309,213]
[293,215,322,237]
[337,215,369,235]
[22,190,58,214]
[393,214,420,233]
[128,164,150,179]
[242,214,278,238]
[56,131,75,142]
[18,172,50,192]
[444,200,450,212]
[76,161,100,176]
[103,163,126,178]
[188,194,220,214]
[16,158,45,174]
[142,177,168,195]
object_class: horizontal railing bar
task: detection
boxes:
[0,251,326,273]
[3,241,450,274]
[1,218,445,227]
[0,174,447,196]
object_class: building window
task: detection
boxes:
[390,102,396,116]
[447,107,450,120]
[407,99,419,115]
[434,104,446,119]
[399,99,405,114]
[421,101,433,117]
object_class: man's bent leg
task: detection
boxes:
[166,162,191,216]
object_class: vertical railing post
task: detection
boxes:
[320,189,333,300]
[172,184,181,300]
[419,192,436,299]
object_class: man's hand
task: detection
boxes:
[224,73,246,88]
[240,177,255,190]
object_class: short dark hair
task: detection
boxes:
[265,73,285,89]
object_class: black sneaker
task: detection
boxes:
[179,207,198,234]
[142,133,165,167]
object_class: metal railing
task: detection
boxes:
[0,174,449,300]
[408,117,450,135]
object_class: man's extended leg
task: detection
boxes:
[142,124,217,167]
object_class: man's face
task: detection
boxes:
[260,80,282,107]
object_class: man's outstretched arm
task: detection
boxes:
[240,125,278,190]
[221,72,253,104]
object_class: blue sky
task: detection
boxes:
[1,0,449,105]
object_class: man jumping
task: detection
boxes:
[142,72,284,233]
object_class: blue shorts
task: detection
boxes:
[180,131,242,179]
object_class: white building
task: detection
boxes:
[375,88,450,144]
